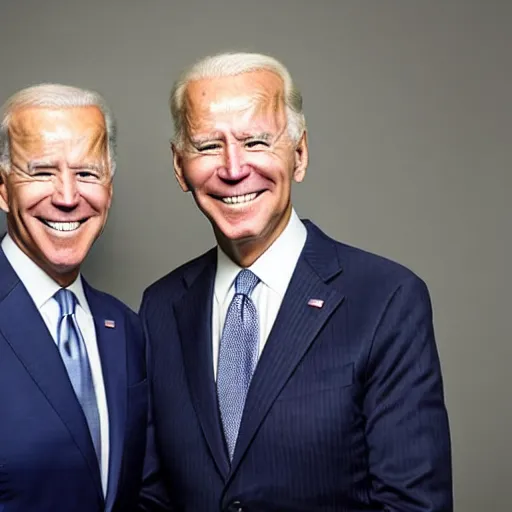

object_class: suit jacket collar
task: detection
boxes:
[175,248,231,477]
[300,219,344,282]
[176,220,345,481]
[82,281,128,511]
[0,244,19,303]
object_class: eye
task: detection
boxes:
[77,171,95,178]
[75,168,102,180]
[245,140,269,149]
[30,167,56,179]
[198,143,222,152]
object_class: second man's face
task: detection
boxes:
[0,105,113,285]
[173,69,308,261]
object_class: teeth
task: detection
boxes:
[221,193,258,205]
[46,221,81,232]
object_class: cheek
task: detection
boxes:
[245,153,292,181]
[12,183,53,213]
[183,158,217,189]
[78,184,112,212]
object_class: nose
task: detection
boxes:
[52,170,80,208]
[217,143,250,181]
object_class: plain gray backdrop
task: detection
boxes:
[1,0,510,509]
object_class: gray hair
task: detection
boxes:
[170,52,306,148]
[0,83,117,175]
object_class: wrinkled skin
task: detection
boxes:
[173,69,308,266]
[0,106,113,286]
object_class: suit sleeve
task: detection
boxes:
[137,292,173,512]
[363,275,453,511]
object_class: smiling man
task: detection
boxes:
[139,53,453,511]
[0,84,153,511]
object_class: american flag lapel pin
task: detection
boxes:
[104,319,116,329]
[307,298,324,309]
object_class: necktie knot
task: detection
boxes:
[54,288,78,317]
[235,269,259,296]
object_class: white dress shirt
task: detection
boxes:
[2,234,110,495]
[212,208,307,378]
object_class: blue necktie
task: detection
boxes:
[217,269,260,460]
[54,288,101,464]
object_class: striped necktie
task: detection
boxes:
[54,288,101,464]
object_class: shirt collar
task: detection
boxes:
[1,233,90,314]
[215,208,307,303]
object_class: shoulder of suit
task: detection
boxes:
[142,247,216,301]
[339,243,428,299]
[85,284,139,322]
[305,220,425,288]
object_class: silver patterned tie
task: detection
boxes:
[54,288,101,464]
[217,269,260,460]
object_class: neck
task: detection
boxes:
[50,269,79,288]
[7,228,79,287]
[218,238,267,268]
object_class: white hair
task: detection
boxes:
[170,52,306,148]
[0,83,117,175]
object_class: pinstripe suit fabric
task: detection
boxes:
[139,220,452,512]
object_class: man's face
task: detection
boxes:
[173,69,308,262]
[0,106,113,285]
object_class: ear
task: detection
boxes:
[292,130,308,183]
[0,171,10,213]
[172,142,190,192]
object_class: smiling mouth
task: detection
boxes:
[39,219,86,232]
[216,192,263,205]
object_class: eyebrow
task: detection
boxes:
[190,132,274,145]
[68,162,103,171]
[189,134,223,146]
[245,132,273,142]
[27,160,103,172]
[27,160,57,173]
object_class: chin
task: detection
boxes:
[41,248,87,275]
[215,218,266,243]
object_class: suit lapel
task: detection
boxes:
[174,250,231,479]
[85,282,127,511]
[229,222,345,477]
[0,251,103,501]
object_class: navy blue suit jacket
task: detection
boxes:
[139,221,452,511]
[0,247,149,512]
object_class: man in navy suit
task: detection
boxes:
[139,52,453,511]
[0,84,152,511]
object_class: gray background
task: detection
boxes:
[1,0,510,509]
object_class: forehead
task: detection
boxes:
[9,106,107,153]
[184,70,285,123]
